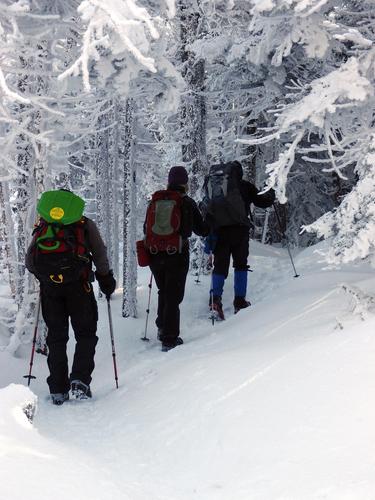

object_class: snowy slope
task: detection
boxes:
[1,241,375,500]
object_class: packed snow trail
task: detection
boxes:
[1,241,375,500]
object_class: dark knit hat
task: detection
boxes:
[168,166,189,186]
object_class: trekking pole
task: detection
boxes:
[261,208,270,245]
[273,203,300,278]
[23,292,41,386]
[106,297,119,389]
[195,247,205,284]
[209,252,215,326]
[141,273,153,342]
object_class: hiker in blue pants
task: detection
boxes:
[203,161,275,320]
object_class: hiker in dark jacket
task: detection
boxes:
[26,195,116,405]
[144,166,209,351]
[204,160,275,319]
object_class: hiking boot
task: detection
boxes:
[51,392,69,406]
[210,296,225,321]
[233,296,251,314]
[71,380,92,400]
[161,337,184,352]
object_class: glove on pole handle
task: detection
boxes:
[106,297,119,389]
[23,292,41,386]
[273,203,300,278]
[141,273,153,341]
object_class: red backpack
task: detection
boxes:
[144,190,183,254]
[31,218,91,284]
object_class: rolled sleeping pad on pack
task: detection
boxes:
[37,190,85,225]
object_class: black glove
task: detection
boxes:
[95,270,116,298]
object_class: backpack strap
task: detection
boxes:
[75,217,91,262]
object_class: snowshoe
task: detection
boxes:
[161,337,183,352]
[71,380,92,400]
[233,296,251,314]
[51,392,69,406]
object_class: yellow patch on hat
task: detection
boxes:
[50,207,64,220]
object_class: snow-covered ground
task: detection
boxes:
[1,240,375,500]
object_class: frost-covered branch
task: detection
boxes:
[0,67,30,104]
[59,0,160,91]
[261,129,305,203]
[303,133,375,263]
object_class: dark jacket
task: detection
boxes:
[178,192,210,240]
[239,180,275,216]
[203,161,275,229]
[25,217,110,276]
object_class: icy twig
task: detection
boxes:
[341,283,375,320]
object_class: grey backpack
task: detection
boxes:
[203,162,249,229]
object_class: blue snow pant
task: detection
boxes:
[212,225,250,298]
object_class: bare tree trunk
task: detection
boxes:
[178,1,207,274]
[121,98,137,318]
[7,139,37,353]
[0,182,17,298]
[95,99,118,274]
[178,0,207,197]
[7,43,48,353]
[240,121,257,183]
[111,100,120,280]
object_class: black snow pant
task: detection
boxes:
[149,249,190,346]
[41,281,98,394]
[213,226,250,277]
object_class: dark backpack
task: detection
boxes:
[31,218,91,285]
[203,162,249,229]
[144,190,183,254]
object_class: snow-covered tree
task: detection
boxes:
[0,0,180,343]
[226,0,375,256]
[58,0,181,317]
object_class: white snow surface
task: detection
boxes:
[1,240,375,500]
